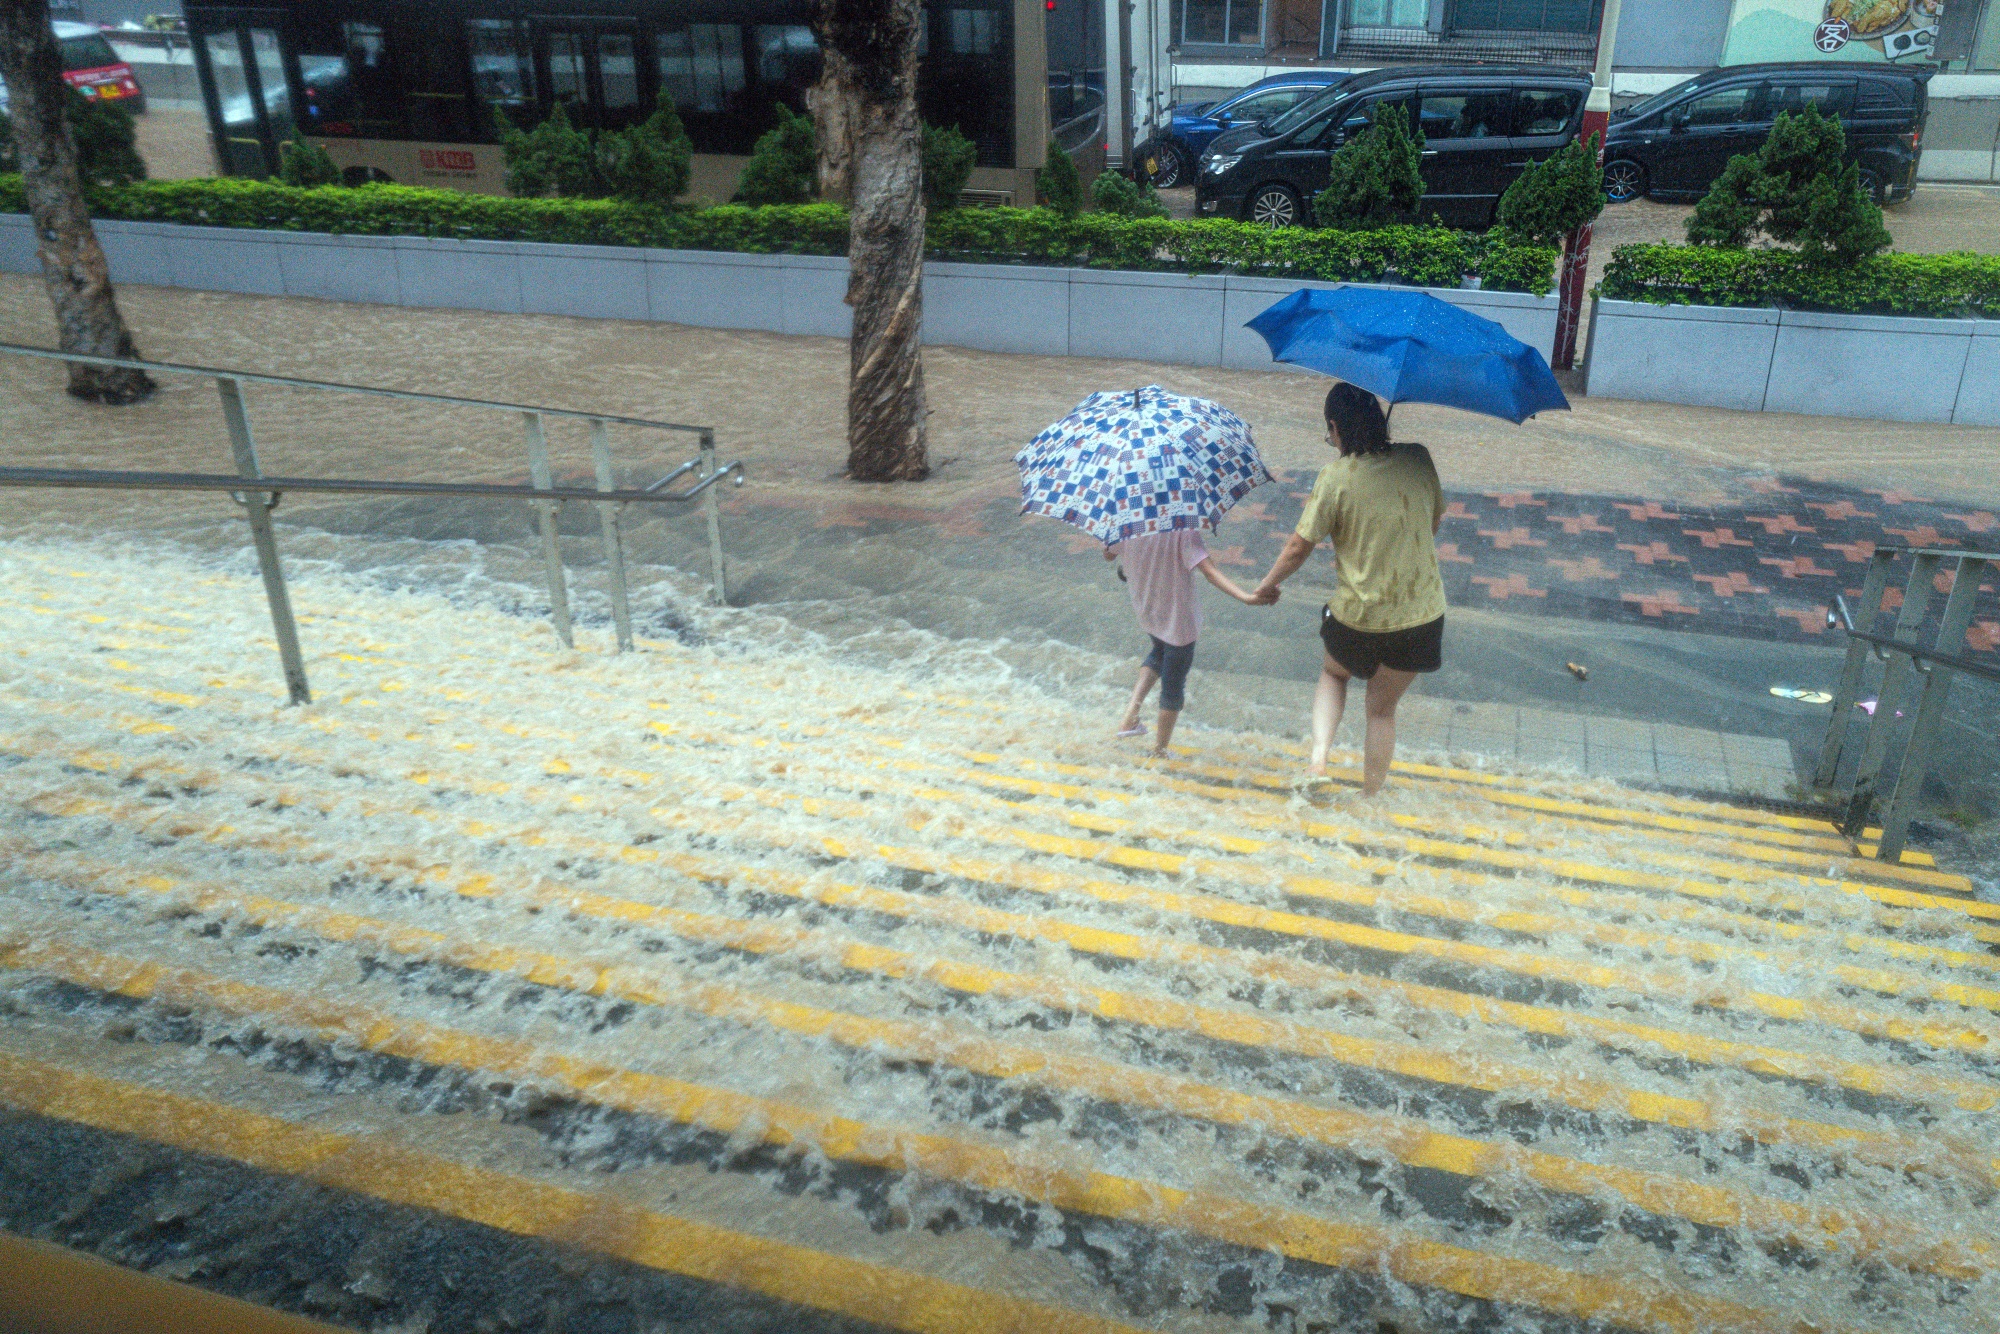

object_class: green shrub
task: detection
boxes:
[736,104,817,205]
[1495,132,1601,247]
[1313,104,1423,231]
[921,121,978,212]
[1036,143,1083,217]
[599,105,693,204]
[0,89,146,185]
[0,174,1560,293]
[497,101,593,198]
[279,130,341,188]
[1598,243,2000,317]
[1686,105,1889,260]
[1090,170,1166,218]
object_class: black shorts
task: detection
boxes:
[1319,607,1444,679]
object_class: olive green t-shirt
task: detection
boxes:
[1294,443,1447,633]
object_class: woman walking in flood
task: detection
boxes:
[1252,382,1446,795]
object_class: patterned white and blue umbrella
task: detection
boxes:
[1016,386,1273,546]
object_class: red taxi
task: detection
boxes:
[52,21,147,114]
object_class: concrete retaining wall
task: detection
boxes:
[0,213,1556,374]
[1585,297,2000,428]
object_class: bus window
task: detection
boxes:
[204,29,266,176]
[468,18,534,109]
[753,24,819,113]
[549,30,587,107]
[599,32,638,111]
[250,28,296,144]
[296,21,404,137]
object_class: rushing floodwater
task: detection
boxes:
[2,521,1998,1334]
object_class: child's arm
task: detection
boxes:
[1195,557,1270,605]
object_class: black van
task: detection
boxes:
[1601,62,1931,205]
[1192,65,1592,229]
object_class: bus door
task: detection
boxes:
[192,12,297,177]
[531,18,647,130]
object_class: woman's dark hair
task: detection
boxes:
[1324,382,1392,456]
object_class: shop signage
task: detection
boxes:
[1724,0,1945,63]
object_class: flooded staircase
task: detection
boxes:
[2,541,1995,1334]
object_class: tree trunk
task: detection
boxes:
[0,0,154,403]
[807,48,857,205]
[815,0,928,483]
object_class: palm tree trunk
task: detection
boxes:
[815,0,927,482]
[0,0,154,403]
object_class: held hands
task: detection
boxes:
[1243,584,1281,607]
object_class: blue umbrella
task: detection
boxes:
[1244,287,1570,425]
[1017,385,1273,546]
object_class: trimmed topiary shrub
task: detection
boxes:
[1036,142,1083,217]
[598,105,693,204]
[1686,105,1889,261]
[279,130,341,188]
[735,104,818,205]
[1495,132,1602,247]
[921,121,978,212]
[0,89,146,186]
[1313,104,1424,231]
[1090,170,1166,218]
[497,101,595,198]
[497,100,691,203]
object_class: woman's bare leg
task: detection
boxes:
[1309,655,1351,776]
[1120,666,1160,734]
[1360,666,1419,795]
[1153,708,1180,756]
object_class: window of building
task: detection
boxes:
[1972,2,2000,69]
[468,19,533,110]
[1349,0,1428,27]
[599,32,639,110]
[1513,86,1578,135]
[1448,0,1600,32]
[948,8,999,53]
[922,0,1013,167]
[1418,90,1511,138]
[1179,0,1263,46]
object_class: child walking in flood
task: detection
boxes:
[1109,529,1273,755]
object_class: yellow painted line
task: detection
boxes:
[0,1051,1150,1334]
[20,722,2000,1070]
[0,1051,1889,1334]
[8,935,1982,1285]
[14,792,1994,1189]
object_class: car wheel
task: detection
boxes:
[1856,167,1883,203]
[1148,142,1189,189]
[1602,159,1646,204]
[1247,183,1302,228]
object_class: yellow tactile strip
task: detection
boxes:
[0,991,1907,1334]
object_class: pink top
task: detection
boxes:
[1112,529,1209,647]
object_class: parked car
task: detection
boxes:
[1193,65,1592,229]
[1601,62,1930,205]
[0,22,147,117]
[1136,71,1340,189]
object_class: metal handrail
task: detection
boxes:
[0,465,743,506]
[0,342,714,437]
[1,343,748,707]
[1815,544,1996,864]
[1829,594,2000,684]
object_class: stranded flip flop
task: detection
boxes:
[1769,687,1834,704]
[1116,724,1147,738]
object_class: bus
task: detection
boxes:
[182,0,1168,207]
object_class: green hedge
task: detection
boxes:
[1598,243,2000,319]
[0,175,1559,294]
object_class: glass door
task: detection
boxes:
[196,21,296,177]
[533,20,647,130]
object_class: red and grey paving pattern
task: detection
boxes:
[1221,474,2000,662]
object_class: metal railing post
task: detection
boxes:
[700,431,728,606]
[522,411,574,648]
[215,376,311,706]
[1815,549,1894,790]
[590,417,634,653]
[1874,555,1987,865]
[1842,551,1942,838]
